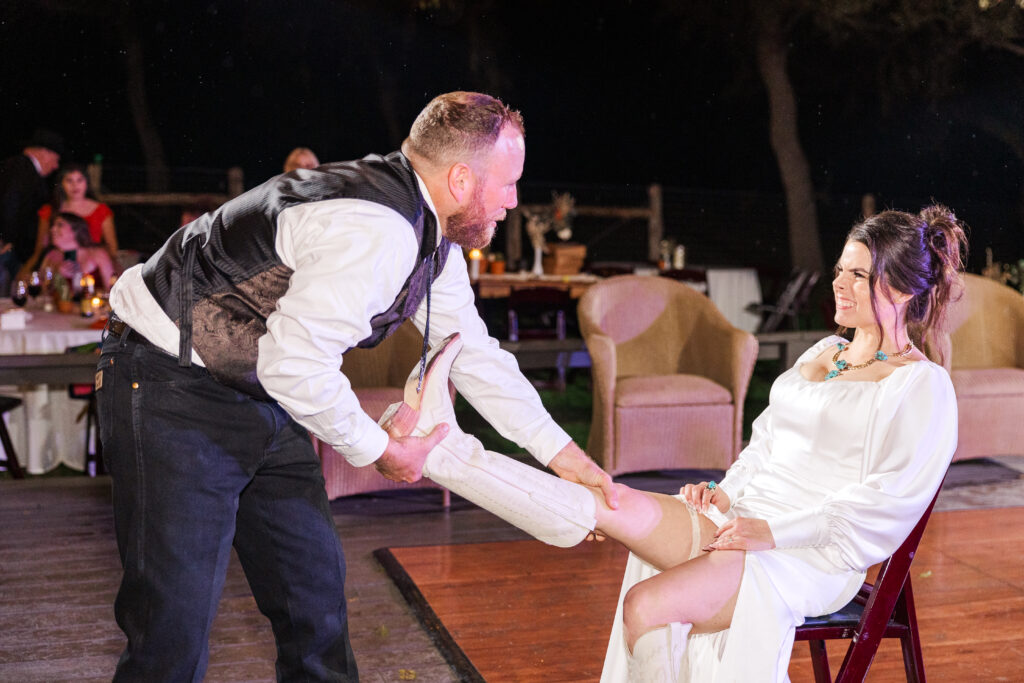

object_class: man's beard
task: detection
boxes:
[445,186,495,250]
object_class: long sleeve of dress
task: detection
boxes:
[768,362,957,570]
[717,405,773,504]
[717,336,839,505]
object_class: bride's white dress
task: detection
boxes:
[601,336,958,682]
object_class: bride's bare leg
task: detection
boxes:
[586,486,744,650]
[623,550,743,647]
[591,485,718,571]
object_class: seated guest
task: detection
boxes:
[386,204,966,681]
[179,196,222,227]
[40,211,114,291]
[282,146,320,172]
[21,163,117,276]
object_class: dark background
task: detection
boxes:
[3,0,1022,270]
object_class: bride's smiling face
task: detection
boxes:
[832,240,909,331]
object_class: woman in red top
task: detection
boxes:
[19,164,118,277]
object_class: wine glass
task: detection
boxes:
[11,280,28,308]
[27,271,42,304]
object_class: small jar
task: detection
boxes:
[673,245,686,270]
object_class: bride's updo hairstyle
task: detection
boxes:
[843,204,967,359]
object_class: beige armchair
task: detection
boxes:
[942,273,1024,461]
[578,275,759,475]
[316,321,448,503]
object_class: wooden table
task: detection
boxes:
[475,272,601,299]
[499,338,591,370]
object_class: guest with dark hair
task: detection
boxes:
[40,211,115,291]
[178,196,222,227]
[21,163,118,277]
[593,204,967,680]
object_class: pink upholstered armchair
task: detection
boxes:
[316,321,448,504]
[941,273,1024,461]
[578,275,759,475]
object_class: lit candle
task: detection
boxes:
[81,273,96,296]
[468,248,482,280]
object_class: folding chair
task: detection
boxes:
[794,488,940,682]
[748,268,820,333]
[0,395,25,478]
[66,342,103,476]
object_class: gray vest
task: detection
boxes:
[141,151,450,399]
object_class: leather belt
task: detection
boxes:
[108,316,129,338]
[107,315,163,354]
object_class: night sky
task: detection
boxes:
[3,1,1022,261]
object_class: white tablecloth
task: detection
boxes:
[706,267,762,333]
[0,305,104,474]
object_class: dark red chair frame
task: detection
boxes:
[794,488,940,683]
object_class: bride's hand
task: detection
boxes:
[703,517,775,552]
[681,481,730,514]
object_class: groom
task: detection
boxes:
[98,91,617,681]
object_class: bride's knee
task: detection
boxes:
[622,583,659,649]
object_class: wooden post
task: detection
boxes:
[647,183,663,263]
[506,207,523,266]
[227,166,244,198]
[87,161,103,194]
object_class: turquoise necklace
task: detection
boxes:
[825,341,914,380]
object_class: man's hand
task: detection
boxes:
[548,441,618,510]
[374,423,449,482]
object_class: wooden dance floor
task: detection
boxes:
[379,506,1024,682]
[2,475,1023,681]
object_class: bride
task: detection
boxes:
[385,204,966,681]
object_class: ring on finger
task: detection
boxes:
[707,481,717,491]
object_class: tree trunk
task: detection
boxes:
[117,5,169,192]
[466,0,505,95]
[755,13,823,274]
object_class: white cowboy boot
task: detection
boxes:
[627,622,691,682]
[379,333,597,548]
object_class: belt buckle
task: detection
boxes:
[108,316,128,337]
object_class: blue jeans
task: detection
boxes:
[97,327,358,682]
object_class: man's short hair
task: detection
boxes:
[404,92,524,168]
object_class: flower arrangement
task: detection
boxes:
[522,192,576,252]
